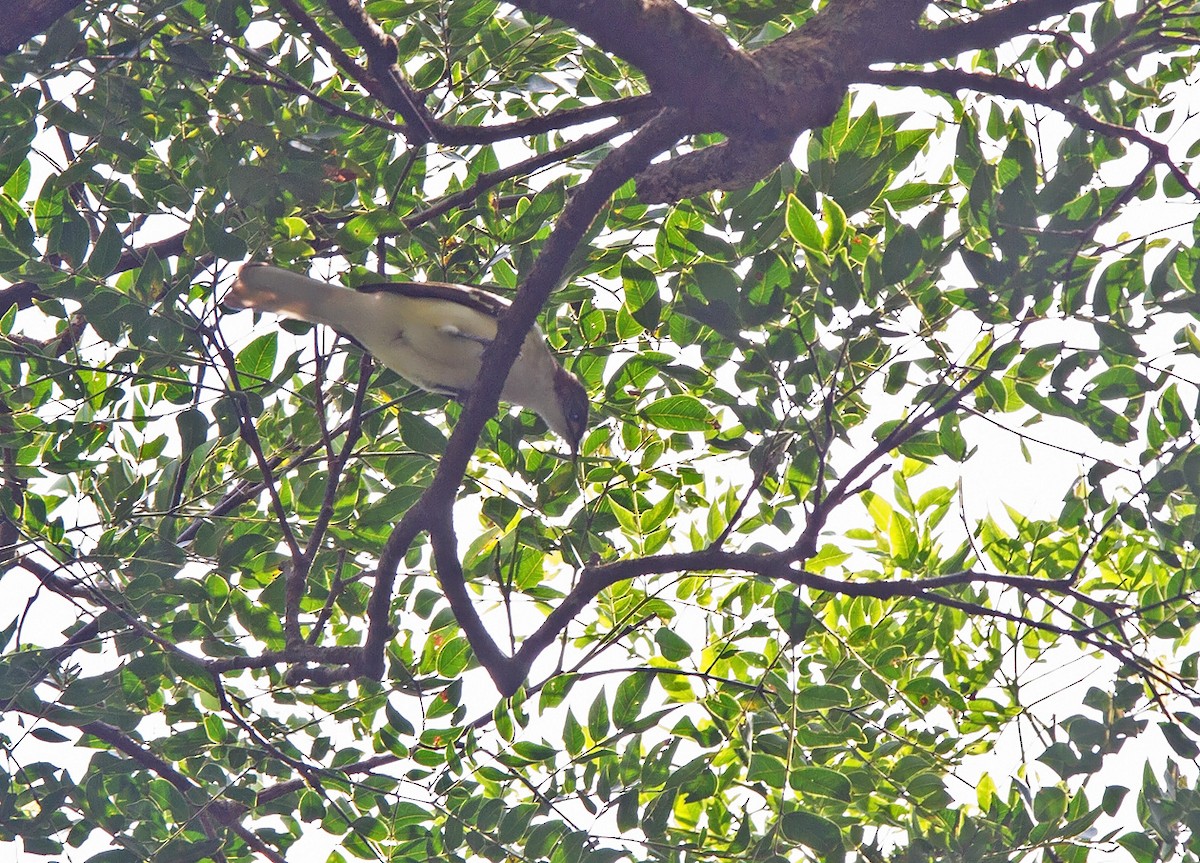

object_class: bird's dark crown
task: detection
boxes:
[554,366,590,453]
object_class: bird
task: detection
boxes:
[224,262,590,453]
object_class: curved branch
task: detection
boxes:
[789,346,999,562]
[364,113,684,693]
[508,543,1194,699]
[428,518,511,686]
[887,0,1080,64]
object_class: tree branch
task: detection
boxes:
[356,113,684,692]
[439,95,660,145]
[635,133,794,204]
[285,356,373,644]
[789,347,998,562]
[323,0,439,143]
[274,0,658,145]
[886,0,1081,64]
[862,66,1200,200]
[0,0,85,54]
[506,0,767,136]
[428,518,511,685]
[404,116,647,230]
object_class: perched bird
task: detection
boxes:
[225,262,589,453]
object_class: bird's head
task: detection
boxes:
[548,365,590,457]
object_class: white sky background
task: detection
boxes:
[4,2,1200,861]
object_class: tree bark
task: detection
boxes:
[0,0,86,54]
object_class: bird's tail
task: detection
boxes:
[226,263,352,330]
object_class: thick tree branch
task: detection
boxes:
[428,519,512,684]
[886,0,1080,64]
[507,0,768,136]
[8,552,96,601]
[303,0,1095,205]
[636,134,794,204]
[430,112,683,498]
[0,0,86,54]
[323,0,439,142]
[79,719,196,792]
[631,0,929,199]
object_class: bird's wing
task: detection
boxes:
[356,280,512,322]
[358,279,534,355]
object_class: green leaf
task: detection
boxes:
[512,740,558,762]
[1101,785,1128,815]
[888,512,917,563]
[780,811,844,857]
[1033,786,1067,822]
[1158,721,1199,758]
[747,753,786,788]
[773,592,814,642]
[621,257,661,330]
[176,409,208,454]
[436,637,472,677]
[508,182,566,244]
[641,395,712,432]
[822,196,847,247]
[903,676,966,711]
[786,194,825,254]
[588,689,610,740]
[654,628,691,661]
[613,672,652,729]
[563,709,584,755]
[615,789,639,833]
[88,221,123,277]
[203,714,227,743]
[882,224,923,283]
[236,332,278,383]
[795,684,849,711]
[1117,831,1160,863]
[400,412,447,454]
[30,727,70,743]
[789,766,852,801]
[1089,365,1154,401]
